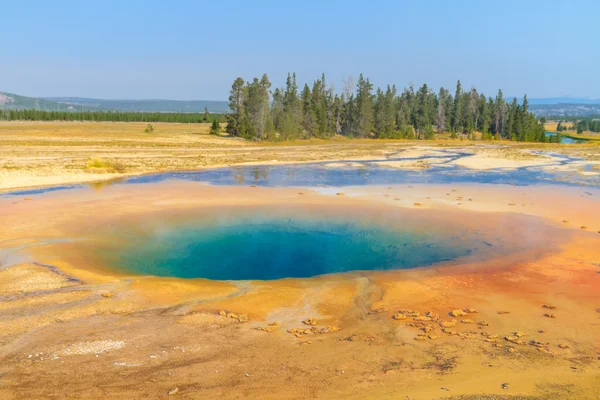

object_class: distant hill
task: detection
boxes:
[528,97,600,105]
[529,103,600,117]
[42,97,229,113]
[3,90,599,117]
[0,91,89,111]
[0,91,229,113]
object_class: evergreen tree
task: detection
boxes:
[210,119,220,135]
[452,80,464,132]
[354,74,374,137]
[436,87,449,134]
[226,77,247,137]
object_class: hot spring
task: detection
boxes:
[73,206,529,281]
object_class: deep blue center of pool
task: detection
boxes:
[98,217,473,280]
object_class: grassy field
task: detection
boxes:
[1,121,598,191]
[544,121,600,140]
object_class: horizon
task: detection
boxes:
[3,0,599,100]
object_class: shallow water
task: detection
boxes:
[5,150,599,197]
[545,132,587,144]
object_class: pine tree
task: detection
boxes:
[436,87,449,134]
[452,80,463,132]
[226,77,247,137]
[493,89,505,138]
[354,74,374,137]
[210,119,220,135]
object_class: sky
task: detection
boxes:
[2,0,599,100]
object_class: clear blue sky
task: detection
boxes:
[2,0,598,100]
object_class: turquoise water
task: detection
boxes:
[94,215,475,280]
[545,132,586,144]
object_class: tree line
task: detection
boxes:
[556,118,600,134]
[0,109,225,123]
[226,73,551,142]
[575,118,600,133]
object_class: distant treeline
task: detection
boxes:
[0,109,224,123]
[555,117,600,133]
[226,73,552,142]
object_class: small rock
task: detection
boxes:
[168,387,179,396]
[544,313,556,319]
[237,313,248,323]
[368,307,389,315]
[398,309,420,317]
[101,292,113,298]
[218,310,227,316]
[226,312,239,319]
[440,320,456,328]
[449,309,466,317]
[392,313,407,320]
[497,311,510,315]
[542,304,556,310]
[245,373,249,377]
[501,383,509,390]
[256,322,278,333]
[302,317,317,326]
[558,343,570,349]
[336,192,345,196]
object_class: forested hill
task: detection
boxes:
[0,92,228,113]
[226,73,553,143]
[0,92,89,112]
[43,97,229,113]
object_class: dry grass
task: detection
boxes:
[544,121,600,140]
[1,121,598,191]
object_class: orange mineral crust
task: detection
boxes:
[0,182,599,399]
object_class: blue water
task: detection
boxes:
[545,132,586,144]
[4,150,598,197]
[91,215,476,280]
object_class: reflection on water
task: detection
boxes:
[545,132,587,144]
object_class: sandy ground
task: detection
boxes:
[1,182,599,399]
[1,121,599,192]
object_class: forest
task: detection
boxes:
[0,108,224,124]
[226,73,554,142]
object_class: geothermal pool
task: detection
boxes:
[56,201,558,281]
[84,215,476,280]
